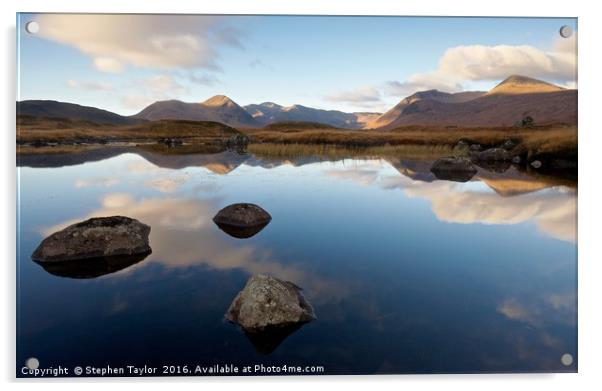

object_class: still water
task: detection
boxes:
[17,148,577,375]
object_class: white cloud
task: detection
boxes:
[36,14,241,73]
[439,45,560,80]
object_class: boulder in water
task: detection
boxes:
[32,216,151,263]
[225,274,316,332]
[213,203,271,238]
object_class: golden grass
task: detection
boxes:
[17,115,576,161]
[244,125,577,156]
[248,143,455,161]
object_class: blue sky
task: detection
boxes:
[17,14,577,115]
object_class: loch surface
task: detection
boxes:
[17,148,577,375]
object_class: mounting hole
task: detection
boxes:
[25,357,39,369]
[25,21,39,34]
[561,353,573,366]
[559,25,573,38]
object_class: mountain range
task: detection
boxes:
[17,75,577,129]
[244,102,380,128]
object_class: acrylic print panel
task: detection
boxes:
[16,13,577,377]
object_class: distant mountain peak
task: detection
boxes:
[501,75,543,84]
[202,95,236,107]
[488,75,564,95]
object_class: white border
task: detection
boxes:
[2,1,601,390]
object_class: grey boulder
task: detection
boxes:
[213,203,272,238]
[225,274,316,332]
[32,216,151,263]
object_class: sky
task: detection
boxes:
[17,14,577,115]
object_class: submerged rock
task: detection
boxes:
[244,324,305,354]
[213,203,271,238]
[31,216,151,263]
[531,160,543,168]
[225,274,316,332]
[215,224,270,239]
[34,252,150,279]
[430,157,477,182]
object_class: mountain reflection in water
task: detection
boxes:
[17,146,577,374]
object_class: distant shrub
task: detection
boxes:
[521,116,535,127]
